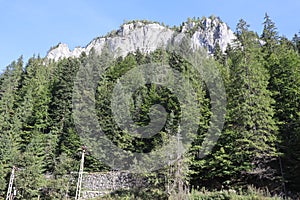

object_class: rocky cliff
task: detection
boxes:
[46,16,236,61]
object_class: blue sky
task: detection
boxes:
[0,0,299,72]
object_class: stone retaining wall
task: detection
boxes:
[80,171,146,199]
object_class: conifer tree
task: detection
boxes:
[19,57,57,172]
[49,58,81,157]
[0,58,23,196]
[261,13,279,56]
[292,32,300,53]
[266,40,300,192]
[15,133,46,199]
[260,15,300,192]
[227,19,278,186]
[196,20,278,189]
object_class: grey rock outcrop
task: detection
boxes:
[188,17,236,53]
[46,17,236,61]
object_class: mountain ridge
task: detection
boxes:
[46,16,236,61]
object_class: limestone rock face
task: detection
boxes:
[46,17,236,61]
[188,17,236,53]
[47,43,85,61]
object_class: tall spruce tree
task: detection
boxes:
[226,20,278,187]
[49,58,81,157]
[195,19,279,190]
[266,39,300,192]
[19,57,57,172]
[292,32,300,53]
[15,133,46,199]
[261,13,279,56]
[261,15,300,193]
[0,58,24,197]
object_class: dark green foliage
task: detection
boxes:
[223,20,278,186]
[292,32,300,53]
[265,36,300,192]
[95,50,190,169]
[189,20,279,191]
[261,13,279,56]
[15,133,46,199]
[0,15,300,199]
[49,58,81,156]
[0,58,23,196]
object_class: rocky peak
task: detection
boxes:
[46,17,236,61]
[47,43,84,60]
[181,16,236,53]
